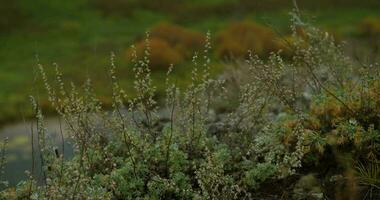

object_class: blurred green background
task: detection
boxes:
[1,0,380,124]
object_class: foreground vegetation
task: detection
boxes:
[1,10,380,199]
[1,0,380,124]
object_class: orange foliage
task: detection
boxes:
[150,22,206,57]
[216,21,278,59]
[274,36,297,58]
[126,38,183,70]
[125,22,206,70]
[358,17,380,37]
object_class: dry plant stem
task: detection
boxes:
[0,140,7,189]
[250,94,272,131]
[303,59,356,116]
[108,54,139,178]
[164,86,176,178]
[279,36,357,117]
[128,107,142,131]
[40,63,87,194]
[34,104,47,185]
[116,108,138,177]
[292,0,301,17]
[235,84,268,130]
[71,161,82,198]
[58,117,65,184]
[18,110,34,199]
[271,30,321,92]
[29,120,35,199]
[70,114,87,200]
[143,102,154,141]
[189,86,197,157]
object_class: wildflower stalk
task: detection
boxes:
[109,52,138,178]
[164,65,176,178]
[0,138,8,188]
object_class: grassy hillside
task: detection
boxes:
[0,0,379,124]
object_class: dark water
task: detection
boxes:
[0,118,74,187]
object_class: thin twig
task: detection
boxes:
[58,117,65,184]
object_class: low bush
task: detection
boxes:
[357,17,380,62]
[126,23,205,70]
[216,21,278,59]
[150,22,206,58]
[125,37,183,70]
[358,17,380,37]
